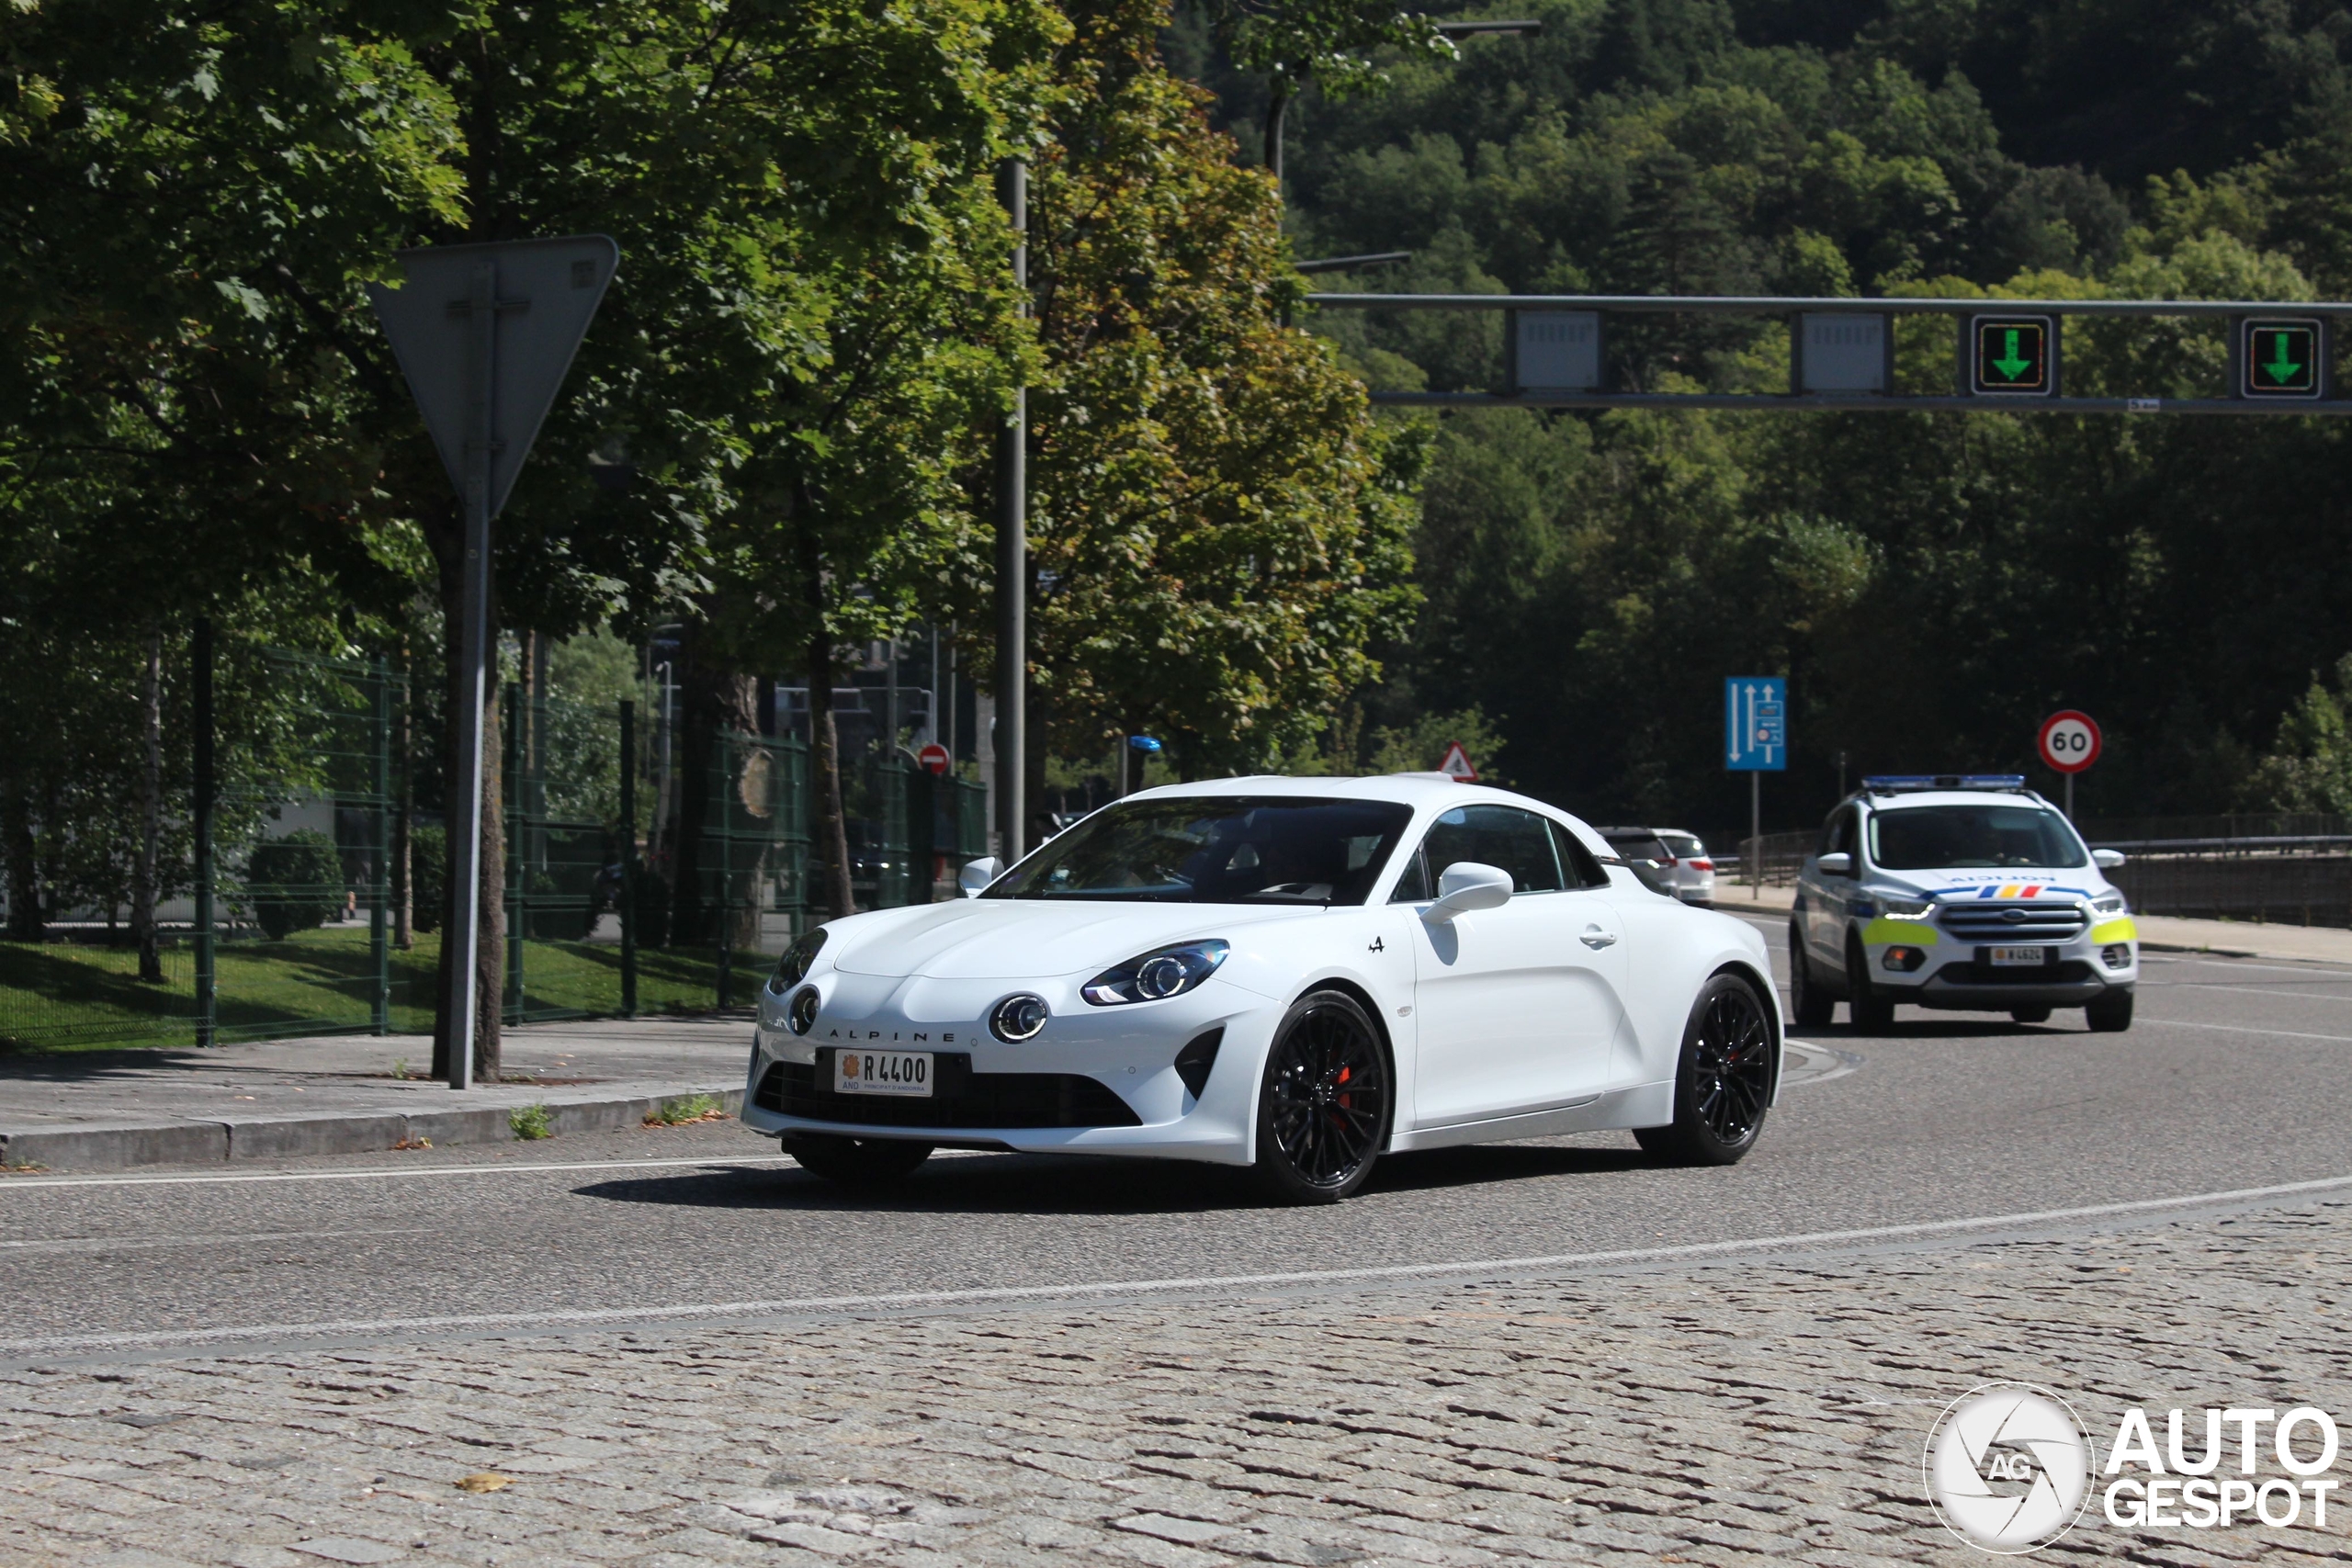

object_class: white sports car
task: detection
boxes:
[742,775,1782,1202]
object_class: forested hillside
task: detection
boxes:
[1177,0,2352,832]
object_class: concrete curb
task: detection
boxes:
[0,1086,743,1173]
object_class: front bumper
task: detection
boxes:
[1859,911,2138,1010]
[739,968,1276,1165]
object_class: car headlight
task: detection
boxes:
[1081,941,1231,1006]
[786,986,820,1035]
[2094,894,2128,915]
[990,993,1050,1042]
[770,928,827,991]
[1879,897,1936,921]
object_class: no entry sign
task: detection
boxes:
[917,743,951,776]
[2039,711,2101,774]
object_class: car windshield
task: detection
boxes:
[1868,805,2087,870]
[984,796,1413,904]
[1658,833,1703,858]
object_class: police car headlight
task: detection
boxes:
[1880,897,1935,921]
[2094,894,2128,915]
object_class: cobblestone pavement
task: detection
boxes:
[8,1201,2352,1567]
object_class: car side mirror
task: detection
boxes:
[1423,861,1514,924]
[958,857,1002,897]
[1816,852,1852,876]
[2093,848,2127,870]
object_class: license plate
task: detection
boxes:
[833,1049,933,1097]
[1987,946,2048,967]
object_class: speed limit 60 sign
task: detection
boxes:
[2039,710,2101,773]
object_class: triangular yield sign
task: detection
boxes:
[367,234,618,519]
[1437,741,1477,782]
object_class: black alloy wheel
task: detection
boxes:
[1847,933,1894,1032]
[1788,926,1834,1027]
[1635,972,1776,1166]
[1254,989,1392,1203]
[784,1133,934,1189]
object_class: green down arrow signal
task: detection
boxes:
[1992,328,2033,380]
[2264,332,2303,385]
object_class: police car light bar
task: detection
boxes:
[1861,774,2030,793]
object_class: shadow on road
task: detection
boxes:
[573,1139,1658,1216]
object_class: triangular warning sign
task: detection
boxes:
[1437,741,1477,782]
[368,234,618,519]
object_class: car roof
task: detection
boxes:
[1860,790,2059,811]
[1124,774,1620,856]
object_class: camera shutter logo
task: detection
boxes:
[1924,1383,2094,1552]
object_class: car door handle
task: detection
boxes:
[1581,926,1618,949]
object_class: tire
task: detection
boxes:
[2086,989,2135,1032]
[1253,989,1392,1204]
[1634,972,1776,1166]
[1846,934,1894,1031]
[1788,926,1835,1028]
[2010,1005,2052,1024]
[784,1133,933,1188]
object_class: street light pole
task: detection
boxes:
[995,157,1028,863]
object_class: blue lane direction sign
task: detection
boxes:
[1726,677,1787,772]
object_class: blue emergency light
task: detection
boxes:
[1860,773,2028,794]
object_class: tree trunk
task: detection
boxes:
[391,640,413,951]
[131,627,165,983]
[4,786,39,942]
[809,624,855,920]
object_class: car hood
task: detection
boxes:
[1867,867,2110,900]
[824,898,1327,980]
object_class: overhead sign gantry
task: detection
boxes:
[1307,291,2350,414]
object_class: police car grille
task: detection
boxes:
[1940,902,2088,941]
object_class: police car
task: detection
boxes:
[1789,775,2138,1032]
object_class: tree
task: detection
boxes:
[1196,0,1453,186]
[956,0,1420,812]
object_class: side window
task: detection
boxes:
[1386,844,1430,903]
[1550,820,1611,889]
[1419,805,1564,895]
[1831,808,1858,857]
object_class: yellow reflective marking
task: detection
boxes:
[1861,919,1939,946]
[2091,918,2138,944]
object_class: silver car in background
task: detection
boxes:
[1598,828,1715,907]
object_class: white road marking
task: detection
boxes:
[2141,982,2352,1003]
[0,1153,795,1194]
[0,1227,436,1255]
[2143,955,2352,976]
[8,1169,2352,1357]
[2133,1018,2352,1043]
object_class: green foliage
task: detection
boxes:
[1220,0,2352,830]
[2249,659,2352,815]
[244,830,346,942]
[509,1102,553,1141]
[948,0,1422,779]
[647,1092,722,1124]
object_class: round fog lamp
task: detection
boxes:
[991,993,1049,1042]
[1136,954,1189,998]
[787,986,820,1035]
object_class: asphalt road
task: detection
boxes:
[7,922,2352,1362]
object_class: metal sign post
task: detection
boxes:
[1726,677,1787,891]
[369,235,618,1089]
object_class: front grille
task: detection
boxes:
[1932,959,2098,986]
[1939,899,2089,942]
[754,1054,1141,1129]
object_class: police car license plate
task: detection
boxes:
[1987,946,2048,967]
[834,1049,933,1097]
